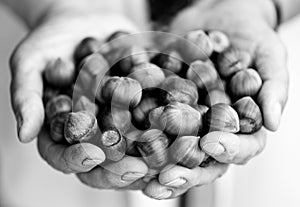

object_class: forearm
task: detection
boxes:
[274,0,300,23]
[0,0,128,29]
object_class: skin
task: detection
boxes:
[1,0,297,200]
[144,0,290,199]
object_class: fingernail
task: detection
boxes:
[273,102,282,129]
[202,143,225,156]
[122,172,145,181]
[82,158,102,166]
[164,178,187,187]
[155,190,173,200]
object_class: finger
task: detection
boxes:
[158,163,228,189]
[255,34,289,131]
[119,179,148,190]
[143,180,176,200]
[10,45,46,143]
[200,130,267,164]
[144,163,228,200]
[77,156,148,189]
[37,129,105,173]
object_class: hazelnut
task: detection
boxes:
[106,30,130,42]
[73,96,99,115]
[194,105,209,135]
[229,69,262,98]
[101,77,142,108]
[77,53,109,98]
[44,58,76,87]
[78,53,109,76]
[99,127,127,162]
[205,103,240,133]
[208,30,230,53]
[49,113,68,143]
[43,86,60,104]
[119,46,150,75]
[95,75,110,103]
[74,37,104,63]
[129,63,165,89]
[187,60,219,91]
[158,50,183,74]
[64,111,98,144]
[132,96,159,130]
[136,129,170,169]
[176,30,213,63]
[170,136,205,169]
[233,96,263,134]
[98,106,132,135]
[45,95,72,121]
[124,130,142,157]
[160,76,198,106]
[160,102,202,136]
[195,105,209,116]
[205,89,231,107]
[217,47,252,78]
[147,106,165,130]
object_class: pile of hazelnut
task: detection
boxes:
[43,30,263,176]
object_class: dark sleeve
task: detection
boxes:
[148,0,195,24]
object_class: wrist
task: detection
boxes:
[33,0,139,37]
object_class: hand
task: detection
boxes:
[9,1,149,190]
[10,3,138,144]
[144,0,289,199]
[38,128,148,189]
[169,0,289,132]
[167,0,288,164]
[143,163,228,200]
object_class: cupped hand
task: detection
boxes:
[143,163,228,199]
[166,0,289,165]
[38,128,148,189]
[168,0,289,132]
[145,0,289,199]
[9,3,150,190]
[10,4,138,144]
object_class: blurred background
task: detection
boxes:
[0,2,299,207]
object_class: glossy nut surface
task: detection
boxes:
[137,129,170,169]
[130,63,165,89]
[232,96,263,133]
[45,95,72,121]
[229,69,262,98]
[101,77,142,108]
[187,60,219,91]
[74,37,104,63]
[160,76,198,106]
[217,47,251,78]
[44,58,76,87]
[205,103,240,133]
[160,102,202,136]
[158,50,183,74]
[98,106,132,135]
[73,96,99,115]
[177,30,213,63]
[50,113,68,143]
[170,136,205,169]
[205,89,231,107]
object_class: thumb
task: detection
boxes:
[255,34,289,131]
[10,45,45,143]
